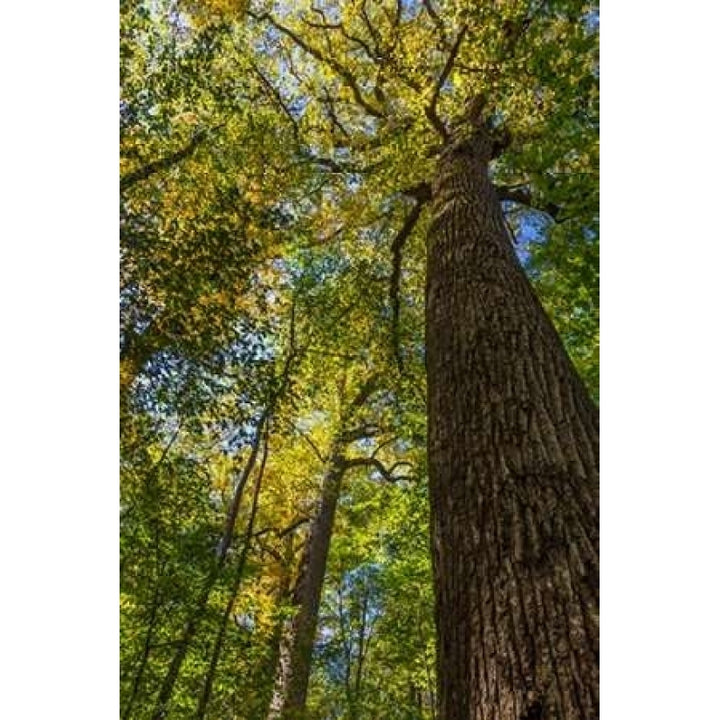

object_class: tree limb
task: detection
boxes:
[293,423,327,464]
[302,15,377,62]
[340,456,412,483]
[422,0,448,46]
[425,25,468,142]
[389,185,431,372]
[275,516,312,539]
[120,129,210,192]
[359,0,384,58]
[250,10,386,119]
[340,424,384,444]
[495,184,562,221]
[249,60,301,144]
[348,373,381,415]
[300,152,378,175]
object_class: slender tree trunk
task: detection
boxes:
[267,445,346,720]
[425,125,599,720]
[122,579,164,720]
[352,581,373,715]
[196,432,269,720]
[416,604,437,720]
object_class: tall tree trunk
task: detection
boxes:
[425,124,599,720]
[266,445,345,720]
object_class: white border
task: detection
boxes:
[1,2,118,717]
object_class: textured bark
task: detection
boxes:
[425,126,599,720]
[267,446,345,720]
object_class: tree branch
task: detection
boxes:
[348,374,381,415]
[249,60,301,144]
[422,0,448,46]
[253,515,311,543]
[320,87,352,138]
[495,184,562,221]
[276,516,312,539]
[359,0,384,58]
[250,11,386,119]
[302,15,377,62]
[300,152,377,175]
[393,0,403,28]
[340,456,412,483]
[293,423,327,464]
[389,185,431,372]
[340,424,384,444]
[120,129,211,192]
[425,25,467,142]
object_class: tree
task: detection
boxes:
[308,468,436,720]
[267,374,409,720]
[245,2,599,718]
[426,108,598,720]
